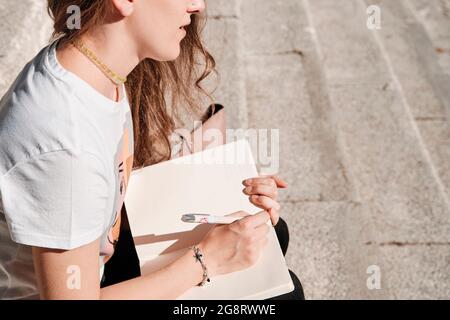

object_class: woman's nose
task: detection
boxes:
[187,0,205,13]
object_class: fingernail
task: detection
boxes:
[245,186,252,193]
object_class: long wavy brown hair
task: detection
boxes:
[47,0,216,168]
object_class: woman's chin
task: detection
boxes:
[166,48,182,61]
[151,47,181,62]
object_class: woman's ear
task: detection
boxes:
[110,0,135,17]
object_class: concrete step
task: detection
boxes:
[0,0,52,95]
[240,0,377,299]
[307,0,450,240]
[305,0,450,298]
[203,0,248,129]
[241,0,356,202]
[363,0,450,204]
[407,0,450,79]
[281,200,389,299]
[283,197,450,299]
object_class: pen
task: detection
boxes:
[181,214,243,224]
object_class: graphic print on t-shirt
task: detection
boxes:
[101,112,134,263]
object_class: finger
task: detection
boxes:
[242,177,276,187]
[265,175,288,188]
[227,211,252,232]
[238,210,270,229]
[243,184,277,199]
[269,207,280,226]
[249,195,281,211]
[226,210,251,218]
[254,175,288,188]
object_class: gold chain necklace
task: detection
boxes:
[71,40,127,85]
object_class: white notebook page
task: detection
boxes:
[124,139,294,299]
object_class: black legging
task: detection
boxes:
[102,207,305,300]
[267,218,305,300]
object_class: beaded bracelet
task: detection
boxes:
[190,245,210,287]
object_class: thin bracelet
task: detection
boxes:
[190,245,210,286]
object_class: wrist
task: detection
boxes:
[190,245,211,286]
[177,247,204,288]
[196,242,218,278]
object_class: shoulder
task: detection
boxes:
[0,43,83,174]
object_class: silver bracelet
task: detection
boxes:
[190,245,210,287]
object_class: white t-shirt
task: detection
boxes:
[0,40,134,299]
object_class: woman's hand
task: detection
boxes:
[242,175,288,226]
[198,210,271,277]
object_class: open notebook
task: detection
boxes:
[124,139,294,299]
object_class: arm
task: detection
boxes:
[32,238,204,300]
[33,210,271,300]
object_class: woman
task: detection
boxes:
[0,0,303,299]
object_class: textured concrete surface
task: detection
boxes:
[281,201,388,299]
[0,0,52,94]
[238,0,450,299]
[1,0,449,299]
[245,55,352,202]
[203,16,247,129]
